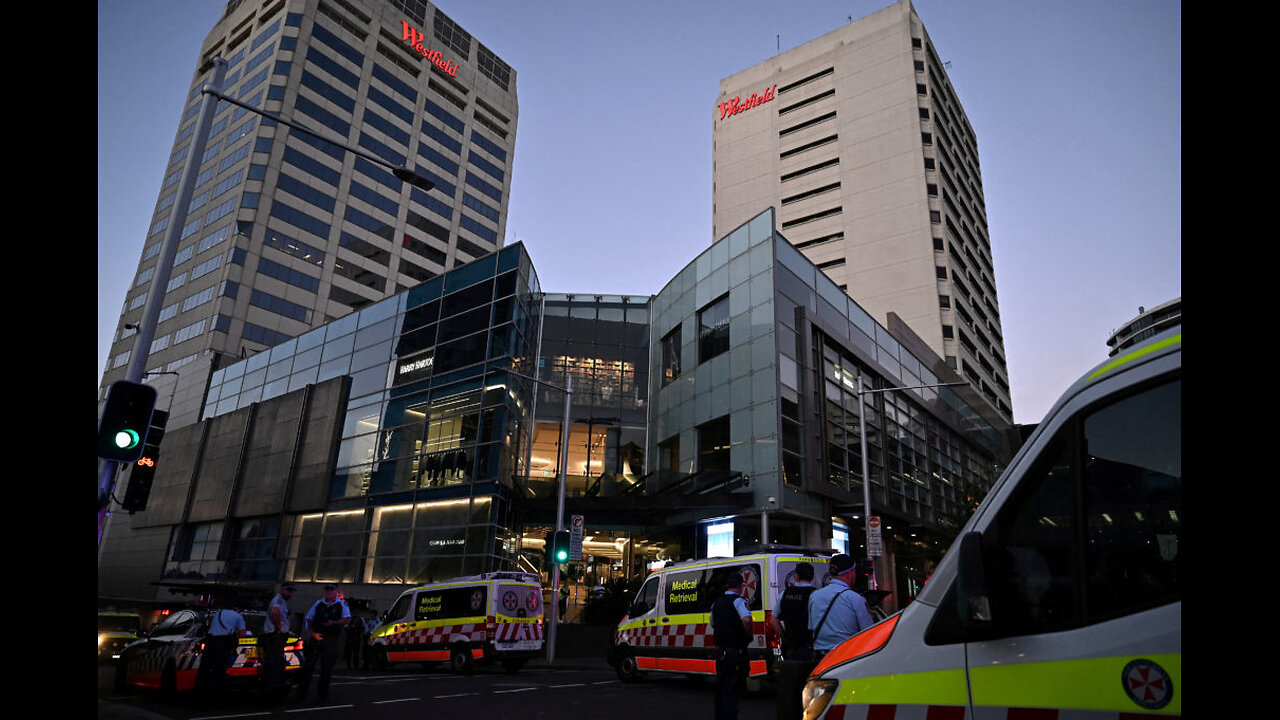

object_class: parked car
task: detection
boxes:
[115,608,302,695]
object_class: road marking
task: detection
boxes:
[494,687,538,694]
[549,683,587,688]
[189,713,270,719]
[284,704,354,713]
[592,680,616,685]
[434,692,480,699]
[373,697,420,704]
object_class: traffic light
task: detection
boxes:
[550,530,570,564]
[97,381,157,462]
[121,410,168,513]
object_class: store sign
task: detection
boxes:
[397,348,435,384]
[718,84,777,121]
[401,21,460,76]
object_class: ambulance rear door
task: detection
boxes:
[954,348,1181,717]
[494,582,544,652]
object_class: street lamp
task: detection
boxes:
[98,56,437,542]
[855,375,968,590]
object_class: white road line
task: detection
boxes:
[283,704,355,713]
[373,697,421,704]
[189,713,271,719]
[549,683,587,688]
[493,687,538,694]
[592,680,617,685]
[434,692,481,699]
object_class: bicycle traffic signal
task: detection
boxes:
[121,410,168,513]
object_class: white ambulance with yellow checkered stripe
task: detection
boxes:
[801,330,1181,719]
[610,551,832,685]
[367,571,544,673]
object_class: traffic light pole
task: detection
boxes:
[503,368,572,664]
[548,374,572,664]
[97,58,229,545]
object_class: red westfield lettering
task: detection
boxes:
[401,21,459,76]
[718,85,777,120]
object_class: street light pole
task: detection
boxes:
[98,56,438,542]
[97,58,229,542]
[855,376,968,590]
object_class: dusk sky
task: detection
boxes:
[98,0,1181,425]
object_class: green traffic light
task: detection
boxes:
[555,548,569,563]
[114,429,141,450]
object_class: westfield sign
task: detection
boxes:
[401,21,459,76]
[718,84,777,121]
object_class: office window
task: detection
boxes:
[697,416,731,472]
[660,325,682,386]
[697,295,730,363]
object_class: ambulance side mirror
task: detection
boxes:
[957,531,993,628]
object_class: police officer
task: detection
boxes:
[194,599,246,705]
[773,562,817,659]
[773,564,818,720]
[711,571,753,720]
[296,584,350,703]
[260,582,295,704]
[808,554,874,657]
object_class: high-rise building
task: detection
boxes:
[1106,297,1181,357]
[99,0,517,413]
[712,0,1012,420]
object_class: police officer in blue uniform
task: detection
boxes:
[295,584,350,703]
[711,571,753,720]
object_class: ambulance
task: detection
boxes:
[367,571,544,673]
[801,330,1181,719]
[609,551,832,685]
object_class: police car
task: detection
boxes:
[800,329,1181,719]
[114,608,303,695]
[367,572,545,673]
[609,551,833,686]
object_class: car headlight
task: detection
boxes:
[801,678,840,720]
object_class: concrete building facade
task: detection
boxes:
[712,0,1012,420]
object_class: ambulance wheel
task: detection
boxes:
[616,650,643,683]
[370,647,388,671]
[450,646,473,674]
[501,658,526,674]
[745,676,763,694]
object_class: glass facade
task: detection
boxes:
[102,210,1012,610]
[650,208,1009,584]
[201,244,540,584]
[524,294,650,500]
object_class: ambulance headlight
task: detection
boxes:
[801,678,839,720]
